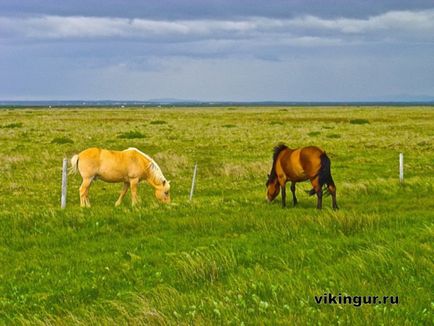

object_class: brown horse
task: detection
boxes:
[266,144,338,209]
[70,147,171,207]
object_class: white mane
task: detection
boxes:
[125,147,166,184]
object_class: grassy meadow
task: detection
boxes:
[0,106,433,325]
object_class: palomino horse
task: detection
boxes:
[266,144,338,209]
[70,147,170,207]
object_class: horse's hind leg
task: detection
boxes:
[290,182,297,206]
[79,177,93,208]
[316,189,323,209]
[327,183,338,210]
[115,182,129,207]
[310,177,323,209]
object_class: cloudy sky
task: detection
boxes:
[1,0,434,101]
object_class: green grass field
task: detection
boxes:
[0,107,433,325]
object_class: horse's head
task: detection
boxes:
[155,180,171,203]
[266,174,280,202]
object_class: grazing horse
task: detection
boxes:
[266,144,338,209]
[70,147,170,207]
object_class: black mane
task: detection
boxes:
[266,143,288,185]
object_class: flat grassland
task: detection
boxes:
[0,107,433,324]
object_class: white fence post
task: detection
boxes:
[61,157,68,209]
[399,153,404,184]
[189,162,198,201]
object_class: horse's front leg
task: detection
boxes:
[115,182,129,207]
[281,183,287,208]
[129,178,140,206]
[290,182,297,206]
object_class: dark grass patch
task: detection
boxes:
[222,124,236,128]
[270,121,284,125]
[226,107,237,111]
[20,132,30,139]
[326,133,341,139]
[51,137,74,144]
[308,131,321,137]
[278,109,288,112]
[417,141,432,148]
[150,120,167,125]
[118,131,146,139]
[350,119,370,125]
[2,122,23,128]
[322,126,334,129]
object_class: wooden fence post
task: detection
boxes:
[61,157,68,209]
[399,153,404,184]
[189,162,198,201]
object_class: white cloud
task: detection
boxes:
[1,9,433,43]
[288,9,434,34]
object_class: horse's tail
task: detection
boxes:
[319,152,335,188]
[308,152,335,196]
[69,154,79,175]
